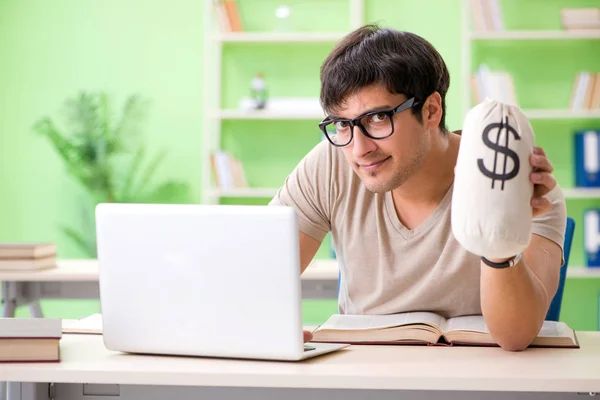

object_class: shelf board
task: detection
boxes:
[215,109,324,120]
[470,30,600,40]
[563,188,600,199]
[567,267,600,278]
[211,187,280,198]
[215,32,347,43]
[524,109,600,120]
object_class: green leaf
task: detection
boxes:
[118,145,147,201]
[130,149,167,198]
[60,225,96,258]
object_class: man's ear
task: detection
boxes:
[422,91,443,130]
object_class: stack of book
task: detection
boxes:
[570,72,600,111]
[471,64,518,106]
[209,151,248,191]
[469,0,504,32]
[214,0,243,32]
[0,318,62,362]
[561,8,600,31]
[0,243,57,271]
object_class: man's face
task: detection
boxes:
[330,84,429,193]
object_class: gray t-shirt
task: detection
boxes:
[269,139,567,318]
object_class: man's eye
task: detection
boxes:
[335,121,349,130]
[370,113,388,123]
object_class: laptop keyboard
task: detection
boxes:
[304,345,316,352]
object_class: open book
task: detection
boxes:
[311,312,579,348]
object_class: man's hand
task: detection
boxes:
[303,330,313,342]
[530,146,557,218]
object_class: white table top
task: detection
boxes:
[0,259,339,282]
[1,332,599,392]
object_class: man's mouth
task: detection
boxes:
[360,156,391,171]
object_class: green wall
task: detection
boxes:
[1,0,599,330]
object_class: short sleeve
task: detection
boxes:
[532,184,567,265]
[269,141,333,242]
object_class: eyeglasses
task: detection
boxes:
[318,97,420,147]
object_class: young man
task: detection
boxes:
[269,25,566,351]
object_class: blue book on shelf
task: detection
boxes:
[575,130,600,187]
[584,209,600,267]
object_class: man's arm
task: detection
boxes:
[480,233,561,351]
[479,145,564,351]
[299,231,322,274]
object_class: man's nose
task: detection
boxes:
[352,126,377,158]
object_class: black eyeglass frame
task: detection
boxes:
[318,96,420,147]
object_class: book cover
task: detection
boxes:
[574,130,600,187]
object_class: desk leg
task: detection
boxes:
[1,282,17,318]
[28,302,43,318]
[0,282,44,318]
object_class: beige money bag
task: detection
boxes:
[451,99,535,259]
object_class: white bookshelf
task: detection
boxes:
[567,267,600,279]
[214,109,324,120]
[215,32,348,43]
[470,30,600,40]
[525,109,600,120]
[563,188,600,199]
[461,1,600,121]
[203,0,365,204]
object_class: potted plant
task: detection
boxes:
[33,91,190,257]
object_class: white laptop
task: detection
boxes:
[95,202,348,361]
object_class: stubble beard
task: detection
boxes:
[361,148,426,194]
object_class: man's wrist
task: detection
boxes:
[485,256,513,263]
[481,253,523,269]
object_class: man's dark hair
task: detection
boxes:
[320,24,450,132]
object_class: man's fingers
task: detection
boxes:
[533,146,547,157]
[303,330,313,342]
[530,153,553,173]
[531,172,556,196]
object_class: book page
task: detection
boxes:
[444,317,574,339]
[444,315,489,333]
[318,312,445,331]
[62,313,103,334]
[536,321,573,338]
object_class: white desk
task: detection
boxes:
[0,259,340,317]
[2,332,600,400]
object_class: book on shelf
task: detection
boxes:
[0,318,62,362]
[470,0,504,32]
[311,312,579,348]
[574,130,600,187]
[571,72,600,110]
[471,64,517,106]
[214,0,243,33]
[210,150,248,190]
[584,209,600,268]
[0,242,57,271]
[561,8,600,31]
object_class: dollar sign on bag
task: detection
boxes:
[477,116,521,190]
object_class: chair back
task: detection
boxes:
[546,216,576,321]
